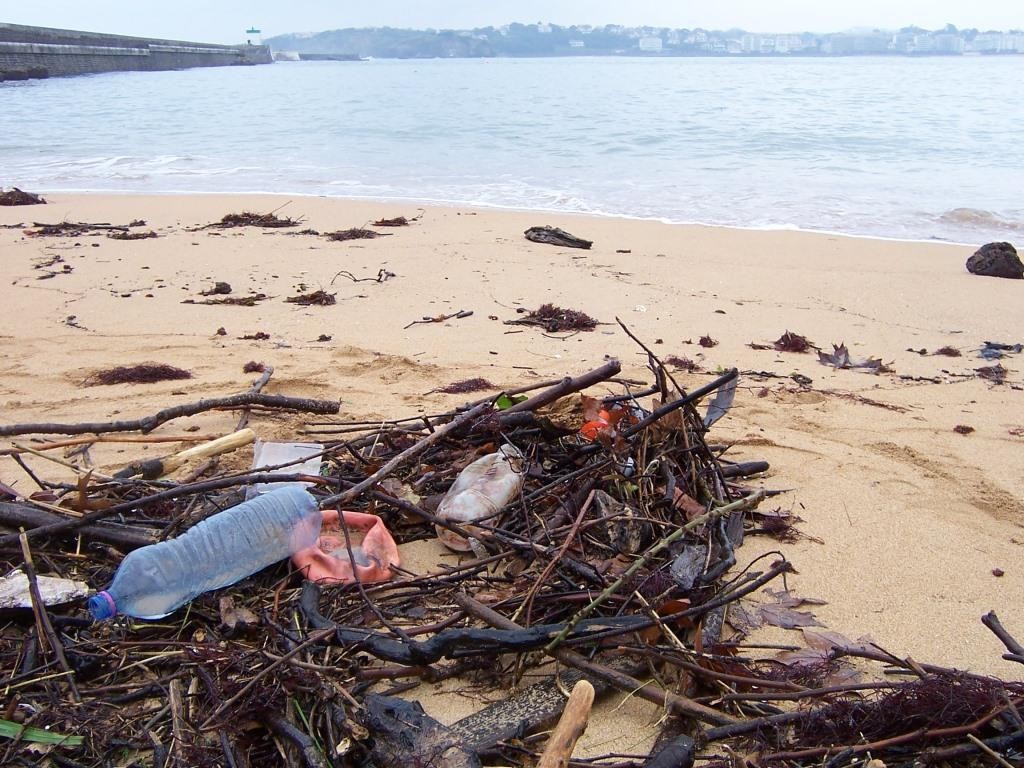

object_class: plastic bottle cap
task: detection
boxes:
[87,591,117,621]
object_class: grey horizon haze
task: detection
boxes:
[2,1,1021,45]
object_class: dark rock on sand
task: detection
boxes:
[524,225,592,249]
[965,242,1023,279]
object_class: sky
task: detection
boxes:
[2,1,1021,45]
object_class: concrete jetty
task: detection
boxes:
[0,23,272,81]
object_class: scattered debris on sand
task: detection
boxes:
[818,343,892,373]
[1,350,1021,768]
[107,230,158,240]
[200,281,233,296]
[26,221,136,237]
[184,293,270,307]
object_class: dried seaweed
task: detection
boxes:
[285,290,336,306]
[664,355,702,372]
[428,377,495,394]
[373,216,410,227]
[326,228,389,241]
[934,346,962,357]
[774,330,812,353]
[505,303,599,332]
[974,362,1007,382]
[699,335,718,348]
[243,361,266,374]
[794,672,1020,746]
[240,331,270,340]
[85,363,192,386]
[975,363,1007,384]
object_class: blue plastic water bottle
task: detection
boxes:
[87,485,321,620]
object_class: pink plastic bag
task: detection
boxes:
[292,510,399,584]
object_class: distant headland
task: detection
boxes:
[266,22,1024,59]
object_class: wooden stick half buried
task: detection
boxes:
[537,679,595,768]
[114,428,256,479]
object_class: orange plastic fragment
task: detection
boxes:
[292,510,400,584]
[580,409,612,441]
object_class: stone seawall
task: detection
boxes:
[0,23,271,81]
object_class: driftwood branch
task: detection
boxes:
[456,594,736,727]
[504,359,622,414]
[0,471,316,547]
[982,611,1024,664]
[0,501,157,550]
[537,679,595,768]
[0,393,341,437]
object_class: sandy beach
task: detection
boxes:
[2,192,1022,751]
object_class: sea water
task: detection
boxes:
[2,55,1022,243]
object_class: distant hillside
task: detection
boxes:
[265,27,495,58]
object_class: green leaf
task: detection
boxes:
[0,718,84,746]
[494,393,528,410]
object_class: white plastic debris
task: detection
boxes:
[247,441,324,498]
[0,569,89,609]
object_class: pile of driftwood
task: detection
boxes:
[1,349,1022,768]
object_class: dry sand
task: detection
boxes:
[2,193,1022,751]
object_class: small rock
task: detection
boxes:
[965,242,1023,279]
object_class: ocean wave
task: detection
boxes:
[938,207,1023,232]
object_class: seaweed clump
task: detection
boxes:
[430,378,494,394]
[86,364,192,386]
[326,228,385,241]
[507,303,599,333]
[774,331,812,353]
[286,290,336,306]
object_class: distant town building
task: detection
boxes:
[823,34,890,55]
[971,32,1024,53]
[638,36,663,52]
[568,40,585,48]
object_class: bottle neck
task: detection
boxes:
[87,590,117,620]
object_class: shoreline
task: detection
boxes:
[12,188,994,247]
[2,192,1023,686]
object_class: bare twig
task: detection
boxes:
[18,532,80,702]
[319,401,491,507]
